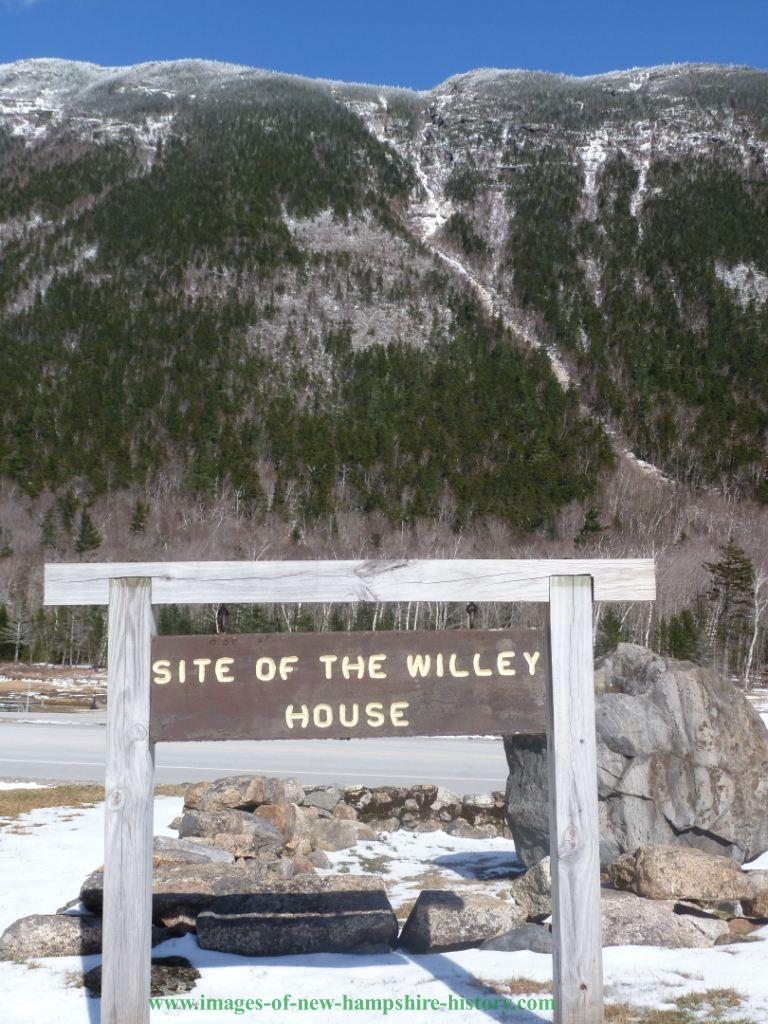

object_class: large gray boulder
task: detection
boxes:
[742,870,768,919]
[310,818,377,851]
[480,923,553,953]
[84,956,199,997]
[509,857,552,918]
[302,786,344,813]
[197,876,397,955]
[505,645,768,866]
[608,844,754,901]
[398,891,525,953]
[185,776,305,813]
[600,890,728,947]
[152,836,235,866]
[0,915,170,961]
[178,808,283,851]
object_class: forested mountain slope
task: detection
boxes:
[1,59,767,668]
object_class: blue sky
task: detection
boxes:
[0,0,766,89]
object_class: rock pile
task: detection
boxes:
[601,843,768,947]
[174,775,379,862]
[504,644,768,866]
[173,776,509,850]
[2,759,765,963]
[342,784,509,837]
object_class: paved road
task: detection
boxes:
[0,716,510,792]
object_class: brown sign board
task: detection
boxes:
[150,629,547,742]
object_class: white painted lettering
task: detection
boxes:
[523,651,541,675]
[255,657,277,682]
[313,703,333,728]
[449,653,469,678]
[342,655,365,680]
[192,658,211,683]
[339,703,359,728]
[497,651,516,676]
[279,655,298,681]
[215,657,235,683]
[152,659,171,685]
[285,704,309,729]
[472,652,492,677]
[365,701,385,727]
[319,654,337,679]
[390,701,410,727]
[368,654,388,679]
[406,654,431,678]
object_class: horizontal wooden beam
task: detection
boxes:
[44,558,655,606]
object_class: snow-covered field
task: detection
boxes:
[1,793,767,1022]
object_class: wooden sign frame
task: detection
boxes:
[44,557,656,1024]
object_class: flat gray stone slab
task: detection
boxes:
[197,875,397,956]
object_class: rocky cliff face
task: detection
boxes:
[504,644,768,866]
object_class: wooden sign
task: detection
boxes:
[150,629,548,741]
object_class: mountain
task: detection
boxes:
[1,58,767,662]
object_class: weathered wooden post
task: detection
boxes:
[548,575,603,1024]
[102,578,156,1024]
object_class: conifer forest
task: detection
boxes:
[1,60,768,678]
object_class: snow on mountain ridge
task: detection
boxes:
[2,57,766,112]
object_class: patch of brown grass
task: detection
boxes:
[0,782,184,822]
[394,898,417,922]
[355,853,395,874]
[0,784,103,821]
[495,978,553,996]
[674,988,743,1013]
[155,784,186,797]
[402,868,478,890]
[605,1008,690,1024]
[604,988,756,1024]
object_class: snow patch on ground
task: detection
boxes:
[715,261,768,308]
[1,796,768,1022]
[0,781,50,791]
[323,828,521,910]
[411,125,454,241]
[627,135,653,228]
[579,133,610,219]
[0,797,182,933]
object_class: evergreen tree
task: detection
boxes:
[57,490,78,534]
[654,609,701,661]
[575,507,605,546]
[0,607,32,662]
[40,509,58,549]
[595,608,627,656]
[158,605,195,635]
[705,539,754,675]
[667,610,700,662]
[75,510,103,555]
[130,499,149,534]
[0,605,10,660]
